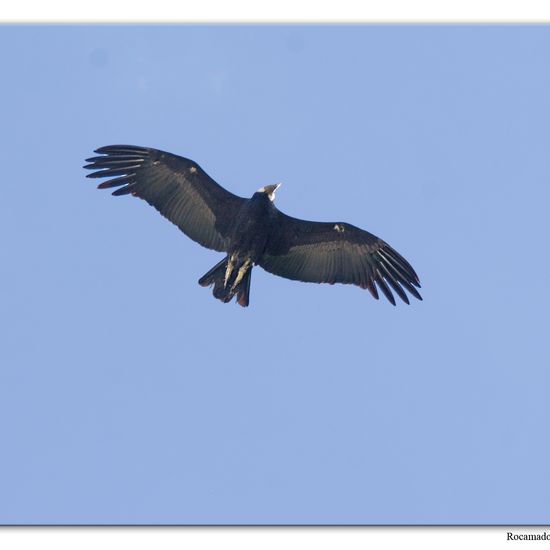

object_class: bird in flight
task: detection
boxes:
[84,145,422,307]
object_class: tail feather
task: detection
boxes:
[236,266,252,307]
[198,257,252,307]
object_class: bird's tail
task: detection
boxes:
[198,256,252,307]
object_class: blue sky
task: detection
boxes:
[1,25,549,524]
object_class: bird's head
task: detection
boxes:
[256,183,281,202]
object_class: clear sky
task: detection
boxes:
[1,25,549,525]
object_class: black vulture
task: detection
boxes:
[84,145,422,307]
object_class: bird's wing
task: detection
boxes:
[258,210,422,305]
[84,145,247,252]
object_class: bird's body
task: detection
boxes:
[200,191,278,306]
[229,190,276,263]
[84,145,422,307]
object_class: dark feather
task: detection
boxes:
[95,145,149,155]
[378,251,422,301]
[112,185,137,196]
[97,175,136,189]
[84,158,145,168]
[85,145,246,252]
[366,279,379,300]
[259,211,422,305]
[375,270,396,306]
[86,167,142,178]
[377,262,410,305]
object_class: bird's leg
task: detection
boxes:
[231,259,251,290]
[224,254,237,288]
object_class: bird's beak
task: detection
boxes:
[265,183,281,201]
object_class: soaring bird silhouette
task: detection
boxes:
[84,145,422,307]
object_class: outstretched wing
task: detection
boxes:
[84,145,246,252]
[258,211,422,305]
